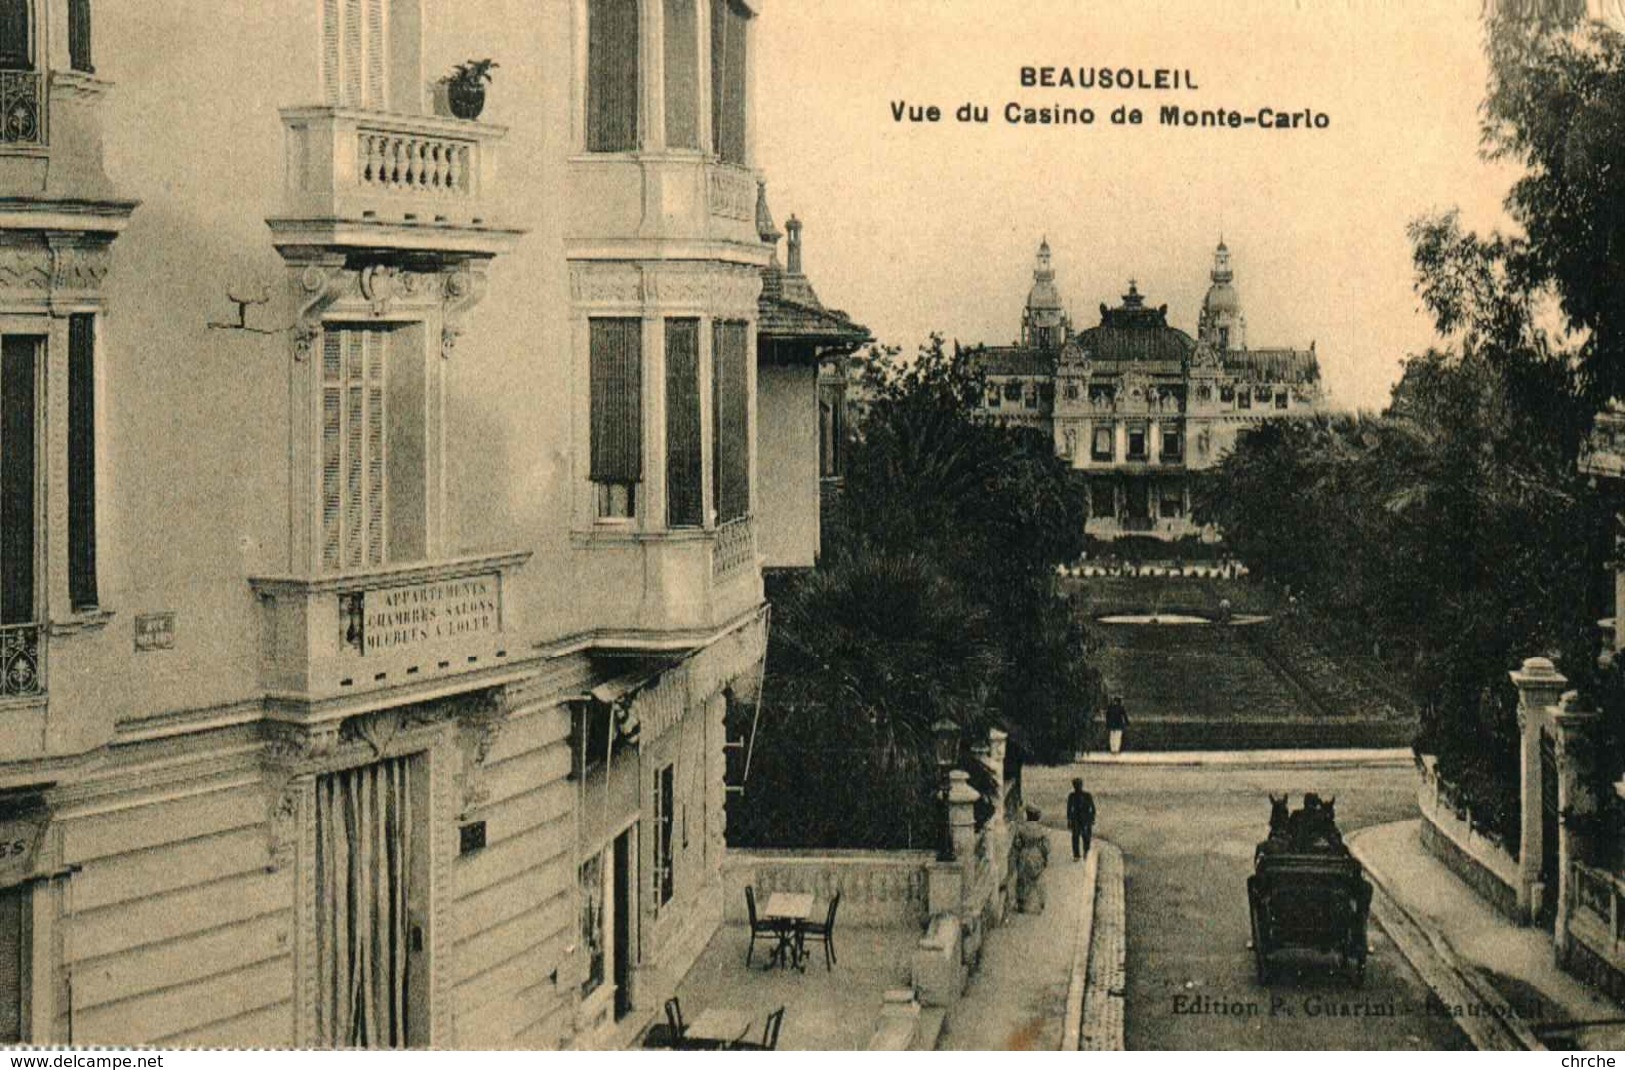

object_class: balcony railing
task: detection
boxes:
[1572,861,1625,946]
[276,107,510,254]
[713,518,756,580]
[250,551,530,704]
[1121,516,1156,533]
[0,623,42,698]
[0,71,44,146]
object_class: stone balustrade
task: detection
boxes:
[722,849,933,930]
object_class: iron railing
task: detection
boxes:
[0,71,44,146]
[0,623,42,697]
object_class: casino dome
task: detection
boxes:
[1027,238,1063,311]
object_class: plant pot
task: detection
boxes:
[447,82,486,121]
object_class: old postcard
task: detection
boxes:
[0,0,1617,1056]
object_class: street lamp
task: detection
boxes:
[933,718,959,862]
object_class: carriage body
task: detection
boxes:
[1247,849,1373,984]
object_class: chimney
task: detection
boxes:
[786,215,803,275]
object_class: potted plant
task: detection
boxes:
[443,59,498,121]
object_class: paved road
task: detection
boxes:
[1026,762,1473,1051]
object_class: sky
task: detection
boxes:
[752,0,1525,412]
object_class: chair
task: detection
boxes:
[745,886,783,966]
[801,891,841,970]
[642,997,686,1048]
[734,1006,785,1051]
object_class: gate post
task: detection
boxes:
[1510,657,1566,922]
[1552,691,1602,966]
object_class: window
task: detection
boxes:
[1161,429,1181,462]
[1038,382,1054,406]
[1275,391,1289,410]
[0,884,24,1042]
[665,320,703,527]
[1219,385,1235,403]
[0,0,27,70]
[711,321,749,524]
[1159,489,1184,519]
[653,763,674,908]
[1237,389,1252,410]
[1092,426,1113,462]
[1127,427,1147,461]
[587,0,640,152]
[818,396,844,479]
[590,319,642,520]
[322,0,391,108]
[67,315,95,611]
[320,327,426,570]
[663,0,699,150]
[1218,326,1230,350]
[1064,381,1080,401]
[1003,380,1021,402]
[579,853,606,997]
[710,0,748,164]
[67,0,91,73]
[1,337,35,629]
[1024,384,1038,410]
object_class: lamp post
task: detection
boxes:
[933,718,959,862]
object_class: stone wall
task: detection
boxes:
[721,850,934,930]
[1417,765,1521,923]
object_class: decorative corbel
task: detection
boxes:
[290,258,352,363]
[440,261,490,360]
[260,719,341,871]
[454,695,507,819]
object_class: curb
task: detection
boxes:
[1079,748,1414,769]
[1347,825,1542,1052]
[1060,844,1101,1050]
[1079,842,1126,1051]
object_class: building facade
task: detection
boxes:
[972,239,1328,541]
[0,0,836,1050]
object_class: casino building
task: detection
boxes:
[972,239,1327,541]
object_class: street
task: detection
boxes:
[1025,762,1473,1050]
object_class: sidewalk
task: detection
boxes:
[1081,748,1413,768]
[937,828,1097,1050]
[1349,819,1625,1051]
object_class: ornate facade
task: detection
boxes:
[973,239,1327,541]
[0,0,834,1051]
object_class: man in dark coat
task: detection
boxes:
[1106,695,1129,754]
[1067,777,1096,860]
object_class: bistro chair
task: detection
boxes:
[734,1006,785,1051]
[642,997,686,1048]
[744,886,782,966]
[801,891,841,970]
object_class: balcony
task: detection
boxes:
[565,154,768,259]
[270,107,520,258]
[250,551,531,710]
[572,519,763,644]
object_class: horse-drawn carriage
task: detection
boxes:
[1247,794,1373,984]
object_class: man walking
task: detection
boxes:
[1067,777,1096,861]
[1106,695,1129,754]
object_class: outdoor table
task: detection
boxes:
[761,892,817,970]
[684,1007,755,1049]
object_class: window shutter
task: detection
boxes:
[663,0,699,150]
[321,334,343,572]
[68,0,92,72]
[344,334,365,571]
[711,321,749,524]
[590,319,642,485]
[68,315,97,610]
[0,0,28,71]
[323,0,388,108]
[0,337,34,627]
[0,887,21,1043]
[665,320,702,527]
[710,0,748,164]
[364,0,386,109]
[365,331,385,567]
[586,0,639,152]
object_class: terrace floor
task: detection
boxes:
[667,921,919,1050]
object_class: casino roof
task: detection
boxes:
[1224,347,1321,384]
[976,346,1057,377]
[1071,281,1198,364]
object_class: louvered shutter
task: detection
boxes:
[663,0,699,150]
[0,0,27,71]
[589,319,643,485]
[322,328,389,572]
[711,321,749,524]
[67,0,92,72]
[710,0,748,164]
[0,887,21,1043]
[586,0,639,152]
[0,338,34,627]
[68,315,96,610]
[665,320,702,527]
[323,0,388,109]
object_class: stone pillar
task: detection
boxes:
[1552,691,1602,965]
[1510,656,1566,921]
[947,770,979,863]
[1114,421,1127,464]
[978,729,1008,829]
[1148,419,1161,464]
